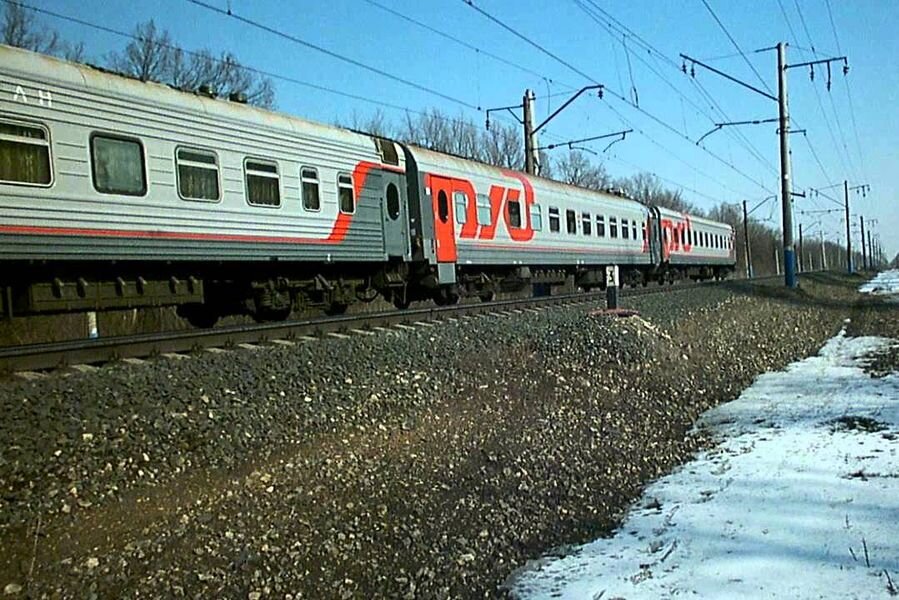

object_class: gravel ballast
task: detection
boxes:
[0,272,883,598]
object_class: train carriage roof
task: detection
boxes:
[0,44,381,154]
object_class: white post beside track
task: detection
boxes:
[87,311,99,339]
[606,265,619,310]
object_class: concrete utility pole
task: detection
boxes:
[777,42,796,288]
[844,180,853,273]
[523,89,538,175]
[775,246,780,274]
[743,200,753,278]
[487,85,607,177]
[868,229,874,269]
[798,223,804,273]
[860,215,867,270]
[680,45,847,287]
[820,230,827,270]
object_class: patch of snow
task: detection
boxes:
[860,269,899,297]
[507,331,899,599]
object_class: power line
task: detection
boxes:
[184,0,480,111]
[700,0,775,96]
[603,152,723,204]
[462,0,775,194]
[824,0,870,190]
[576,0,780,179]
[460,0,596,84]
[359,0,565,89]
[573,0,779,177]
[4,1,517,138]
[791,0,859,182]
[775,0,856,192]
[599,97,749,198]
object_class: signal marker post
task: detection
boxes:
[606,266,619,310]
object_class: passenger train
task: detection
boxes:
[0,45,735,327]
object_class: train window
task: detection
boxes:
[437,190,449,223]
[176,148,219,201]
[610,217,618,239]
[632,222,638,240]
[477,193,491,225]
[641,223,647,240]
[531,204,543,231]
[566,209,576,234]
[582,212,591,236]
[454,192,467,224]
[0,119,52,186]
[508,199,522,228]
[549,207,560,232]
[338,173,355,214]
[622,218,629,239]
[91,134,146,196]
[386,182,400,220]
[244,159,280,207]
[301,167,320,211]
[596,215,605,237]
[375,138,399,165]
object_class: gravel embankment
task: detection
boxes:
[0,272,874,598]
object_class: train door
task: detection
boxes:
[428,175,457,262]
[381,172,409,258]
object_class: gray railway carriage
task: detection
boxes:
[0,45,415,324]
[654,207,735,282]
[0,44,733,325]
[405,146,657,299]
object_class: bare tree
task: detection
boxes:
[553,150,609,190]
[107,20,275,108]
[2,1,84,60]
[617,172,696,214]
[482,121,523,169]
[338,109,392,137]
[108,20,173,82]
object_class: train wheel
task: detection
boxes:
[433,287,460,306]
[178,304,219,328]
[393,296,411,310]
[324,302,348,316]
[479,290,496,303]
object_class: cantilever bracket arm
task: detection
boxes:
[533,85,604,134]
[695,117,779,145]
[536,129,632,153]
[485,103,524,130]
[680,53,778,102]
[747,195,778,216]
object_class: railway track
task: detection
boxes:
[0,277,780,374]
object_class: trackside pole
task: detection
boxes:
[606,265,619,310]
[777,42,797,289]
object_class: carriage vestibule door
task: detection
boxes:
[429,175,457,263]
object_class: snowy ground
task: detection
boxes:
[860,270,899,297]
[507,329,899,599]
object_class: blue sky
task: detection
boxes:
[36,0,898,258]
